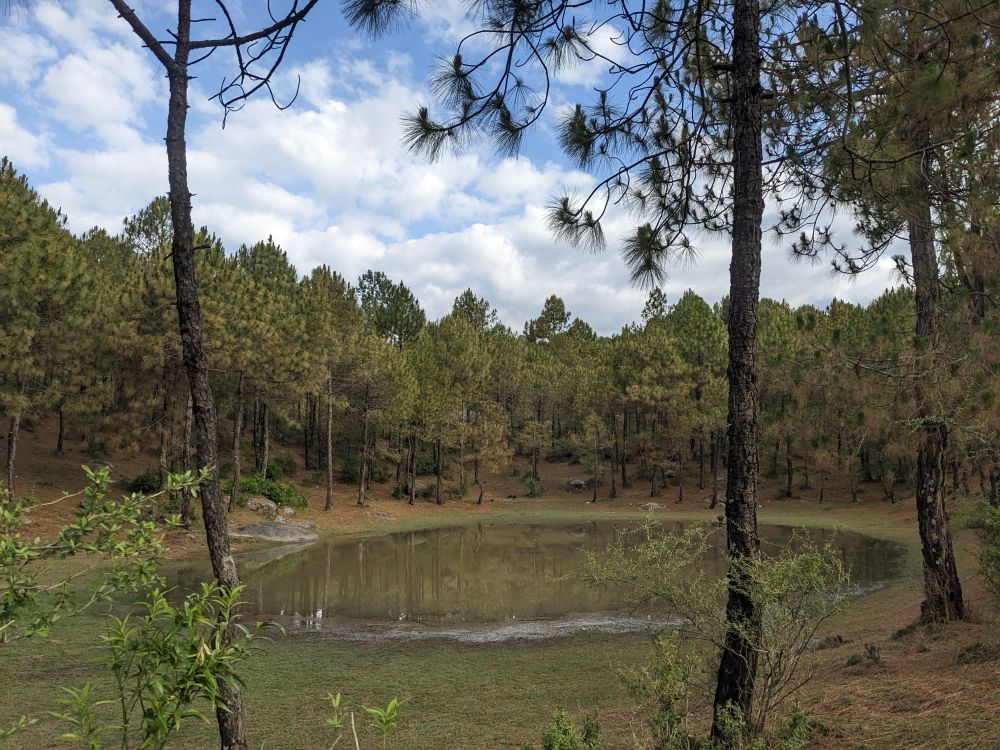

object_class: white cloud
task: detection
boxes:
[1,0,898,336]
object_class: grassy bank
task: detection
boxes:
[3,470,997,748]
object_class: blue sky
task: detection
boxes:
[0,0,898,334]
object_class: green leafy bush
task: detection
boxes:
[528,711,601,750]
[231,475,308,508]
[127,467,162,494]
[265,455,297,481]
[524,475,543,497]
[415,455,436,476]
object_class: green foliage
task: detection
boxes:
[365,697,401,746]
[231,474,308,509]
[973,502,1000,605]
[127,467,163,494]
[524,475,543,497]
[585,521,850,740]
[529,711,602,750]
[619,631,699,749]
[264,456,297,481]
[1,466,194,645]
[51,583,265,749]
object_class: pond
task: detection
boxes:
[180,521,903,642]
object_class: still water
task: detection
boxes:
[212,522,902,638]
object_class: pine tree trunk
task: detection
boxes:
[408,430,416,505]
[711,0,764,736]
[990,465,1000,508]
[6,413,19,495]
[621,411,629,488]
[699,435,705,490]
[785,434,793,498]
[610,413,618,500]
[434,438,443,505]
[909,152,965,622]
[677,450,684,504]
[475,458,484,505]
[592,427,599,503]
[180,389,193,527]
[357,391,370,507]
[709,430,719,509]
[163,19,248,745]
[303,394,312,471]
[56,401,66,456]
[229,372,245,512]
[325,374,335,511]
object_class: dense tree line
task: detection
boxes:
[4,162,999,525]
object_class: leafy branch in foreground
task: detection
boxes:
[584,520,849,743]
[0,465,204,645]
[51,583,269,750]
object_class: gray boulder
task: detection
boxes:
[290,520,317,530]
[280,506,296,517]
[638,502,661,511]
[245,496,277,518]
[230,522,318,543]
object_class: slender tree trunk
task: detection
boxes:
[325,373,335,511]
[180,389,193,526]
[677,450,684,504]
[711,0,764,736]
[621,410,629,488]
[475,458,484,505]
[785,434,793,498]
[303,393,312,471]
[56,400,66,456]
[357,392,370,507]
[434,439,443,505]
[610,413,618,500]
[163,15,248,745]
[699,435,705,490]
[408,430,416,505]
[909,151,965,622]
[229,372,245,512]
[6,413,19,496]
[592,426,599,503]
[709,430,719,509]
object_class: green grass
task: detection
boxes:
[1,496,929,749]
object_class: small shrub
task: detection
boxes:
[418,483,435,500]
[526,711,601,750]
[524,476,543,497]
[446,481,468,501]
[341,455,360,484]
[84,440,108,460]
[230,475,308,508]
[265,456,297,481]
[127,468,162,494]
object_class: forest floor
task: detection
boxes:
[2,423,999,748]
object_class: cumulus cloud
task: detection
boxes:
[0,0,897,335]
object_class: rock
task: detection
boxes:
[845,653,863,667]
[638,502,661,511]
[374,511,393,519]
[230,521,318,543]
[274,515,287,524]
[246,496,277,518]
[808,635,846,652]
[280,506,295,517]
[290,520,317,530]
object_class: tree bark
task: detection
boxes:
[357,388,370,507]
[180,389,193,526]
[711,0,764,737]
[785,434,793,498]
[163,8,248,744]
[6,413,19,496]
[229,372,245,512]
[434,438,443,505]
[325,374,335,510]
[909,150,965,622]
[709,430,719,509]
[609,413,618,500]
[408,429,417,505]
[56,401,66,455]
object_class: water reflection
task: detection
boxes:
[193,522,902,626]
